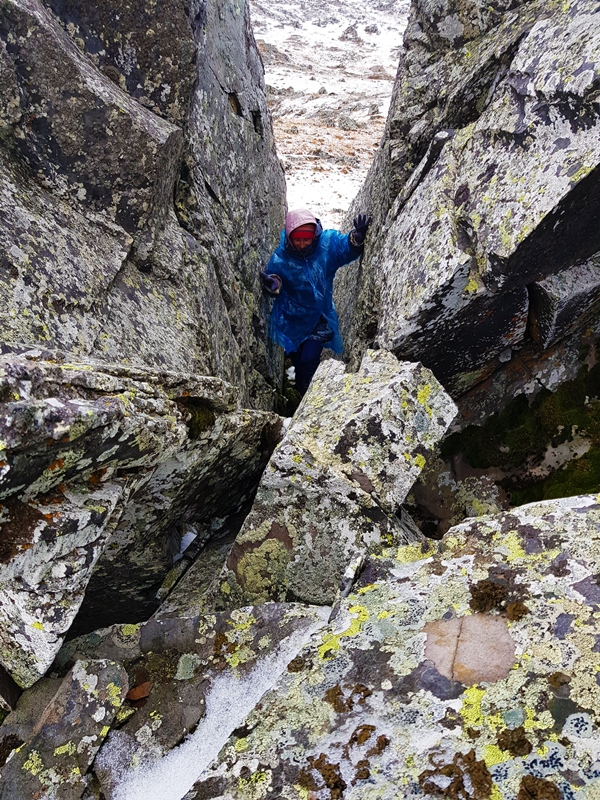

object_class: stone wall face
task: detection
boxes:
[0,0,285,409]
[335,0,600,413]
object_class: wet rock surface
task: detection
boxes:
[0,658,128,800]
[190,495,600,799]
[2,0,600,795]
[218,350,457,607]
[52,603,326,799]
[336,0,600,404]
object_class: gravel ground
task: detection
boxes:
[250,0,410,227]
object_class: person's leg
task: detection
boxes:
[293,339,323,394]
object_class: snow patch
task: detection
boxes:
[109,609,329,800]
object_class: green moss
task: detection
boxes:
[180,399,216,440]
[441,360,600,508]
[511,445,600,506]
[442,363,600,473]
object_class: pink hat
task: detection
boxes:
[285,208,317,237]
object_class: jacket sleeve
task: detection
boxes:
[325,230,363,278]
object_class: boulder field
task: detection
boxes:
[2,0,600,798]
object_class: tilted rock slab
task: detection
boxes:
[0,350,280,692]
[0,659,128,800]
[0,0,285,407]
[218,350,457,607]
[191,494,600,799]
[337,0,600,401]
[528,257,600,349]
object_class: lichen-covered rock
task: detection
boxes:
[409,454,509,536]
[336,0,600,403]
[1,0,183,267]
[48,603,328,798]
[190,494,600,799]
[0,350,280,692]
[218,350,457,607]
[0,659,128,800]
[0,0,285,408]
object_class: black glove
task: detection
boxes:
[350,213,371,246]
[260,272,282,295]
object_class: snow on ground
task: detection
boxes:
[250,0,410,228]
[108,613,329,800]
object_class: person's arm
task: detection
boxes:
[327,213,372,274]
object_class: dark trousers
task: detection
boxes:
[289,339,323,395]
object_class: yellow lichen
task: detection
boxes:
[396,543,434,563]
[465,275,479,294]
[121,624,139,636]
[497,530,526,562]
[105,682,123,708]
[460,686,486,727]
[483,744,511,767]
[318,604,369,658]
[53,742,76,757]
[23,750,44,775]
[417,384,431,405]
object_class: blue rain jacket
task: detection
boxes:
[267,224,362,354]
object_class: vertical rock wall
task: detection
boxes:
[335,0,600,416]
[0,0,286,409]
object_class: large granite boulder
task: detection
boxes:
[218,350,457,607]
[0,349,280,695]
[0,0,285,409]
[189,494,600,799]
[336,0,600,407]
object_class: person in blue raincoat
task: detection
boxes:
[261,208,371,395]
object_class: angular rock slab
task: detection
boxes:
[528,257,600,348]
[338,0,600,396]
[191,494,600,799]
[0,350,280,690]
[0,659,128,800]
[219,350,457,606]
[0,0,182,266]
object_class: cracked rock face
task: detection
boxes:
[336,0,600,410]
[218,350,457,607]
[0,350,280,692]
[191,494,600,799]
[0,0,285,408]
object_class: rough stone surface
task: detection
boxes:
[336,0,600,403]
[190,494,600,799]
[528,257,600,348]
[219,350,457,607]
[409,454,510,537]
[0,350,280,689]
[0,659,128,800]
[0,0,285,408]
[49,603,328,798]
